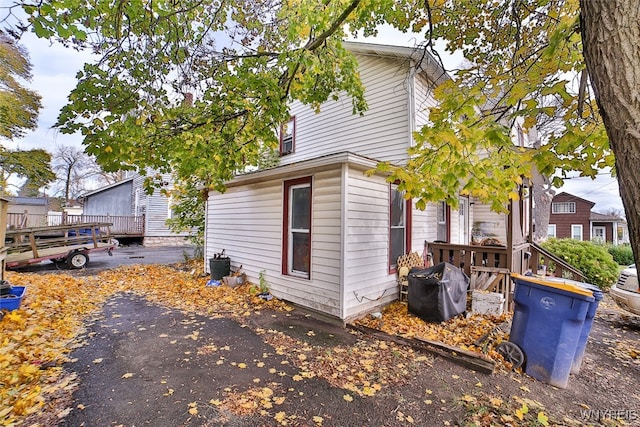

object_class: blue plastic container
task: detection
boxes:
[0,286,26,311]
[572,282,603,374]
[509,274,594,388]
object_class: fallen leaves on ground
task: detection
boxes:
[258,327,430,397]
[354,301,513,368]
[603,337,640,367]
[0,262,289,425]
[0,262,505,424]
[2,262,628,426]
[457,392,561,426]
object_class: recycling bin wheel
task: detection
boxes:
[497,342,525,369]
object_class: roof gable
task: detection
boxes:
[342,41,450,85]
[82,177,135,198]
[552,192,595,209]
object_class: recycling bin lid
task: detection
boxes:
[535,275,603,300]
[511,273,594,298]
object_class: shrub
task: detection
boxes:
[607,244,635,266]
[540,238,619,290]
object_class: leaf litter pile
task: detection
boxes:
[2,262,630,426]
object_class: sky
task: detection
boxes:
[7,25,625,215]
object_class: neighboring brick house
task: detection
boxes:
[590,211,629,245]
[547,192,628,244]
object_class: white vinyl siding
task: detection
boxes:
[414,73,439,130]
[206,154,448,321]
[411,202,438,250]
[471,203,508,243]
[133,172,188,238]
[343,167,397,319]
[206,169,343,317]
[281,54,411,167]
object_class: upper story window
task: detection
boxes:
[517,124,525,147]
[167,194,177,220]
[552,201,576,214]
[547,224,556,238]
[280,117,295,156]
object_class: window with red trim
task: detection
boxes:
[283,177,311,278]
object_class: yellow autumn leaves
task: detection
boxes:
[355,301,513,368]
[459,392,551,426]
[0,262,288,425]
[0,260,559,426]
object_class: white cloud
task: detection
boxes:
[7,32,95,151]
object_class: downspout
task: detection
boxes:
[204,192,209,274]
[408,62,417,150]
[340,162,348,321]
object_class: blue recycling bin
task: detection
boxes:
[509,274,594,388]
[538,277,603,374]
[572,282,603,374]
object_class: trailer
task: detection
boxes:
[5,222,116,269]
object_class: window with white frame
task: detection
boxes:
[280,117,295,155]
[547,224,556,238]
[436,201,448,242]
[283,177,311,278]
[571,224,583,240]
[167,194,177,220]
[552,201,576,214]
[389,185,410,271]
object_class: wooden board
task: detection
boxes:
[348,324,496,374]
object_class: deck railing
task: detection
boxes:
[427,242,509,276]
[6,213,145,237]
[426,241,585,282]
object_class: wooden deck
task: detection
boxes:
[426,241,586,311]
[7,213,144,238]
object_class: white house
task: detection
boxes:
[204,42,527,322]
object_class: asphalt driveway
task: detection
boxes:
[10,245,196,274]
[58,294,387,427]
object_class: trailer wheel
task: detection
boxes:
[67,252,89,269]
[52,258,67,270]
[496,342,525,369]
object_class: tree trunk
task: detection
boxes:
[533,185,554,242]
[581,0,640,266]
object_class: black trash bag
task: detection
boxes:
[407,262,469,323]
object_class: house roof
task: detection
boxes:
[7,196,48,206]
[591,211,625,223]
[221,151,381,188]
[552,192,596,208]
[342,41,450,85]
[82,177,135,198]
